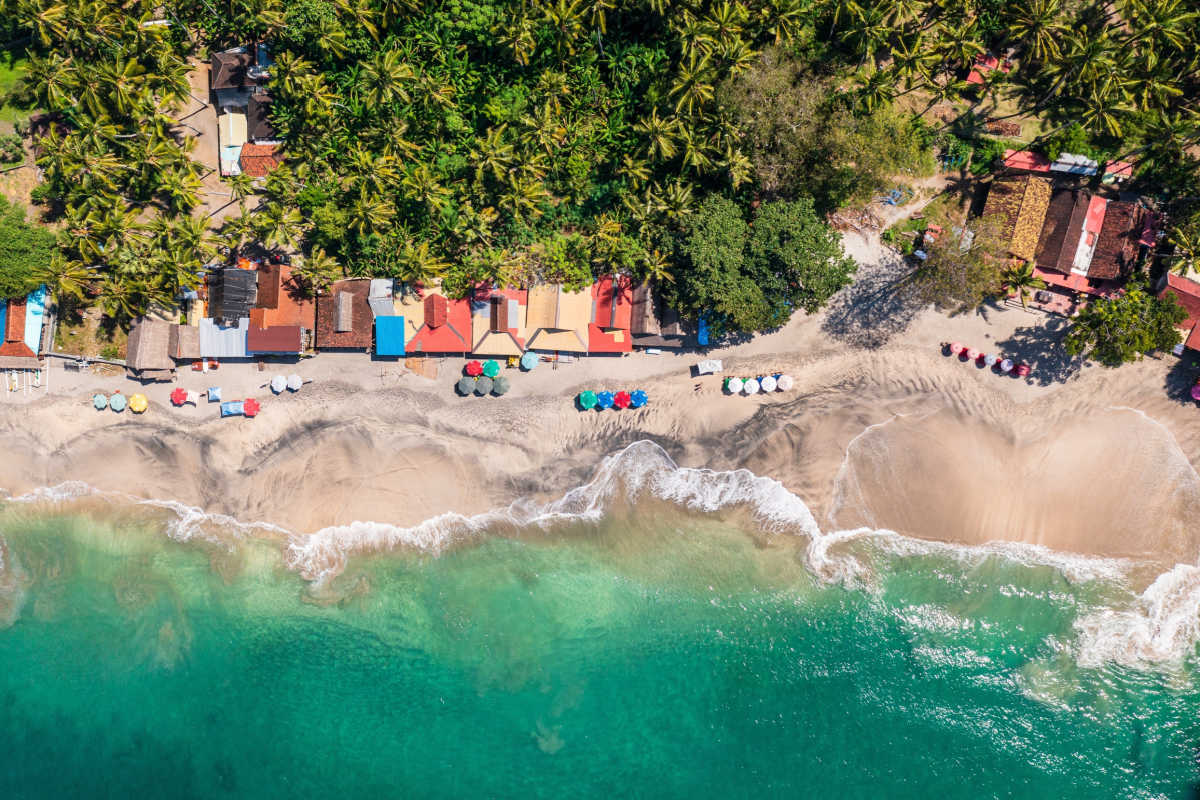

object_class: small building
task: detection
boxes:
[375,315,406,357]
[315,279,373,350]
[368,279,395,318]
[981,175,1053,261]
[588,275,633,354]
[199,317,250,359]
[125,317,177,381]
[1159,273,1200,352]
[1089,200,1146,281]
[239,143,281,178]
[209,267,258,326]
[0,290,45,370]
[1035,188,1091,276]
[1002,150,1051,173]
[245,261,315,354]
[246,93,276,142]
[247,324,303,355]
[525,284,590,353]
[408,292,472,354]
[630,283,685,349]
[966,53,1012,85]
[470,287,527,357]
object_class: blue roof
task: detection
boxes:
[375,315,406,356]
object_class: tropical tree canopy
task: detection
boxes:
[0,196,56,299]
[1064,284,1188,366]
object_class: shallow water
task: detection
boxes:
[1,483,1199,799]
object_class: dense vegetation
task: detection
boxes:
[0,195,55,298]
[1064,282,1187,366]
[0,0,1198,337]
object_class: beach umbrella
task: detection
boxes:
[492,376,510,396]
[129,393,148,414]
[520,351,538,370]
[984,354,999,367]
[243,398,261,417]
[726,376,744,394]
[578,390,597,410]
[482,359,500,378]
[170,387,188,406]
[743,377,760,395]
[760,375,778,392]
[630,389,647,408]
[949,342,964,355]
[596,390,615,409]
[287,374,303,391]
[777,375,795,391]
[613,390,632,409]
[456,376,476,396]
[1000,359,1014,373]
[1016,363,1031,377]
[965,348,981,360]
[109,393,127,412]
[270,375,287,394]
[474,376,493,396]
[92,393,108,410]
[1191,384,1200,402]
[465,360,483,377]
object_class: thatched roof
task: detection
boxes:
[126,318,175,371]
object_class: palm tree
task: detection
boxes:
[34,256,98,302]
[670,51,715,115]
[345,188,395,237]
[634,109,680,161]
[257,205,306,250]
[1007,0,1066,62]
[359,50,414,107]
[294,247,343,293]
[397,241,449,285]
[226,173,257,209]
[1001,262,1046,309]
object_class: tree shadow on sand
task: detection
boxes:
[992,316,1084,386]
[1163,351,1200,407]
[822,249,925,349]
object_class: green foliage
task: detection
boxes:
[969,138,1010,176]
[665,195,855,334]
[913,219,1004,313]
[1038,123,1094,162]
[1064,284,1187,366]
[0,133,22,164]
[99,343,120,360]
[0,195,54,299]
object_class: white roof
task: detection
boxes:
[220,112,247,148]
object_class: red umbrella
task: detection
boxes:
[170,387,188,406]
[613,390,631,409]
[243,398,261,417]
[1191,384,1200,402]
[948,342,964,355]
[1016,363,1031,377]
[465,361,483,377]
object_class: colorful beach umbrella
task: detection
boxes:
[465,360,483,377]
[760,375,778,392]
[777,375,795,391]
[129,393,148,414]
[629,389,647,408]
[984,354,999,367]
[457,376,476,395]
[520,351,538,370]
[244,398,261,417]
[1016,363,1031,377]
[109,393,126,412]
[949,342,964,355]
[287,374,303,391]
[596,390,615,409]
[270,375,287,393]
[965,348,981,360]
[482,359,500,378]
[578,390,597,410]
[492,376,510,396]
[1000,359,1014,373]
[726,376,744,394]
[743,378,760,395]
[474,376,493,396]
[92,393,108,410]
[170,387,188,406]
[1191,384,1200,402]
[613,390,631,409]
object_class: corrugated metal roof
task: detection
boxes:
[335,292,354,331]
[199,317,249,358]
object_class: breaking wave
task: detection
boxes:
[3,440,1199,668]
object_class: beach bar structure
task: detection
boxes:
[470,287,527,357]
[524,284,590,353]
[315,279,373,350]
[630,282,685,349]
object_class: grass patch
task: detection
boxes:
[54,305,128,359]
[0,50,30,126]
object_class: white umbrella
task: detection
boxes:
[743,378,760,395]
[726,377,744,394]
[270,375,286,394]
[777,375,795,391]
[760,375,778,392]
[984,354,999,367]
[1000,359,1014,373]
[287,374,303,391]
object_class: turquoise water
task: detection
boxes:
[1,501,1198,799]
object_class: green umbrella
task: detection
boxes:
[492,376,510,396]
[482,359,500,378]
[456,376,476,395]
[474,376,493,395]
[578,390,597,410]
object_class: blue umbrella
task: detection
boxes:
[596,390,614,409]
[629,389,647,408]
[92,393,108,410]
[109,393,127,412]
[520,351,538,370]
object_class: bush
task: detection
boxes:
[0,133,22,165]
[969,138,1009,175]
[1038,123,1095,162]
[100,343,121,360]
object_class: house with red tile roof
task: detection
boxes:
[239,143,281,177]
[587,275,633,354]
[1158,273,1200,352]
[966,53,1012,85]
[0,297,38,368]
[408,292,473,354]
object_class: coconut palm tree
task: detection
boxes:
[1001,262,1046,309]
[293,247,342,293]
[359,49,414,107]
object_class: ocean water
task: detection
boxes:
[1,444,1199,799]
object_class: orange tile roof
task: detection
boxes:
[239,143,281,177]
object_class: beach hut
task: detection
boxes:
[465,360,483,377]
[92,393,108,410]
[287,374,303,391]
[492,376,510,396]
[520,351,538,371]
[474,376,493,396]
[456,376,476,395]
[578,390,597,410]
[726,376,744,394]
[596,390,614,409]
[129,394,148,414]
[629,389,647,408]
[482,359,500,378]
[244,398,260,417]
[613,390,631,409]
[208,387,222,403]
[760,375,778,392]
[109,393,127,412]
[777,375,795,391]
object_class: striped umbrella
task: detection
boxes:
[482,359,500,378]
[578,390,597,410]
[596,390,615,409]
[629,389,647,408]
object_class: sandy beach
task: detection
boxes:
[3,234,1200,573]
